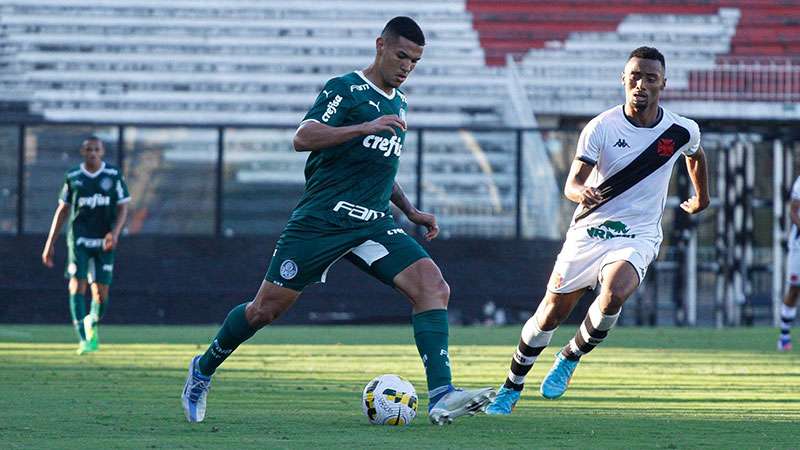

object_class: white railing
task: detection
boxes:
[665,60,800,102]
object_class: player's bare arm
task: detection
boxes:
[680,146,710,214]
[391,181,439,240]
[293,115,406,152]
[104,203,129,251]
[42,201,70,268]
[790,199,800,229]
[564,159,603,208]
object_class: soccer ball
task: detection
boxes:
[362,374,418,425]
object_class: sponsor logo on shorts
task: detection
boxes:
[67,263,77,275]
[362,134,402,157]
[333,200,386,221]
[76,237,104,248]
[280,259,298,280]
[321,95,343,122]
[586,220,636,240]
[77,194,111,209]
[102,264,113,272]
[387,228,406,236]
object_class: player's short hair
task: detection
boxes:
[82,135,104,148]
[381,16,425,46]
[628,46,665,71]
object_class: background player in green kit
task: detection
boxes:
[42,136,130,355]
[182,17,495,425]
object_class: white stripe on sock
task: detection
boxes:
[513,350,537,366]
[521,314,556,348]
[507,369,526,385]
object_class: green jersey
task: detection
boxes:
[59,162,131,248]
[292,70,409,228]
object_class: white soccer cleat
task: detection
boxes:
[428,387,496,426]
[182,355,212,423]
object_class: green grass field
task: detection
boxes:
[1,325,798,449]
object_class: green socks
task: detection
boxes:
[197,303,258,376]
[69,293,87,341]
[412,309,453,399]
[90,297,107,321]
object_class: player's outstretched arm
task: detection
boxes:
[790,199,800,230]
[680,146,710,214]
[293,115,406,152]
[42,202,69,267]
[104,203,129,251]
[564,159,603,207]
[391,181,439,241]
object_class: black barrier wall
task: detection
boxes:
[0,236,595,325]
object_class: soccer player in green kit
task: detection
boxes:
[182,17,495,425]
[42,136,130,354]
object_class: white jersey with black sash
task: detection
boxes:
[789,176,800,250]
[567,105,701,249]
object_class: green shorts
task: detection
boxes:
[66,239,115,285]
[265,216,430,291]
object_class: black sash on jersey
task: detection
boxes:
[574,123,691,223]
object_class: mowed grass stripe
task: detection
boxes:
[1,326,798,449]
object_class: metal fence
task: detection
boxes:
[1,121,798,327]
[0,122,572,239]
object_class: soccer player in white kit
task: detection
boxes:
[778,176,800,351]
[486,47,710,414]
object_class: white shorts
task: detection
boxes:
[547,231,658,294]
[787,245,800,286]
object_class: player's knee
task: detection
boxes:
[410,278,449,309]
[248,305,279,328]
[248,301,288,328]
[432,279,450,307]
[69,278,88,294]
[601,288,627,313]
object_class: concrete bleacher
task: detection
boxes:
[468,1,800,119]
[0,0,545,237]
[2,1,798,238]
[0,0,507,126]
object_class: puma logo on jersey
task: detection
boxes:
[321,95,343,122]
[613,139,630,148]
[368,100,380,112]
[77,194,111,209]
[362,134,402,157]
[322,90,331,98]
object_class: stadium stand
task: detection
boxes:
[1,1,797,238]
[468,1,800,118]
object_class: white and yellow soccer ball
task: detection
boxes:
[362,374,418,426]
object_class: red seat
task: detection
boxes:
[466,1,800,65]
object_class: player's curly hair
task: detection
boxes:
[628,46,665,71]
[382,16,425,46]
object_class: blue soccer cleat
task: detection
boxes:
[428,386,496,425]
[182,355,212,422]
[484,386,520,415]
[778,335,792,352]
[540,352,580,399]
